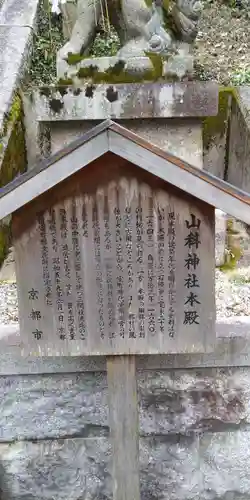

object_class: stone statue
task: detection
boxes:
[57,0,202,79]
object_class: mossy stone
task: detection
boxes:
[0,93,27,268]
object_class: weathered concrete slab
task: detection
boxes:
[0,0,39,26]
[0,436,200,500]
[0,0,39,128]
[0,438,112,500]
[227,88,250,193]
[1,317,250,374]
[0,26,32,126]
[139,368,249,435]
[0,366,250,442]
[0,372,108,442]
[29,82,219,121]
[1,433,250,500]
[200,430,250,498]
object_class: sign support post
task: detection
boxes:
[107,355,140,500]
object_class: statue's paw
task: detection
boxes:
[148,31,173,54]
[58,42,75,62]
[176,0,203,20]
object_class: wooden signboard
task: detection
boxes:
[13,155,215,356]
[3,118,250,500]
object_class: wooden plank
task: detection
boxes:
[107,355,140,500]
[0,132,108,220]
[13,158,215,356]
[109,131,250,226]
[0,121,111,197]
[1,120,250,223]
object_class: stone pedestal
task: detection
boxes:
[21,80,232,270]
[22,81,218,168]
[21,81,230,268]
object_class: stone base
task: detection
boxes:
[57,50,194,83]
[28,82,218,123]
[47,118,203,169]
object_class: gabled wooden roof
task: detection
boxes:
[1,119,250,224]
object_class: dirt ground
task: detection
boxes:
[194,0,250,84]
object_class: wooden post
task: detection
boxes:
[107,355,140,500]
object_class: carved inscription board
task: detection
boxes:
[13,175,215,356]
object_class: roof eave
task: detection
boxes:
[0,120,250,226]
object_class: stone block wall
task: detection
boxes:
[1,343,250,500]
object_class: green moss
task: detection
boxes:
[8,94,22,124]
[75,53,168,84]
[144,0,169,10]
[145,53,163,79]
[202,86,244,152]
[57,78,73,86]
[67,52,86,65]
[1,93,23,139]
[0,92,27,268]
[0,95,26,186]
[203,88,231,151]
[203,87,243,152]
[77,66,153,83]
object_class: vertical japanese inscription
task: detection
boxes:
[38,214,52,307]
[19,177,213,355]
[28,287,43,340]
[125,206,136,339]
[168,211,176,337]
[157,207,165,335]
[93,201,105,339]
[136,206,145,338]
[71,202,86,340]
[115,205,125,339]
[59,208,75,339]
[104,199,115,339]
[184,214,201,325]
[48,208,66,340]
[59,208,71,282]
[146,198,156,336]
